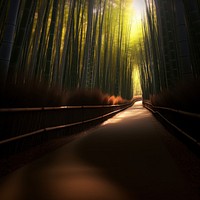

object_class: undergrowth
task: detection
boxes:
[150,78,200,113]
[0,82,130,108]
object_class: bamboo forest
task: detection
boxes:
[0,0,200,109]
[1,1,200,199]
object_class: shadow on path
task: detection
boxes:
[0,101,200,200]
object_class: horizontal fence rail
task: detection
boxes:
[0,99,139,155]
[143,100,200,147]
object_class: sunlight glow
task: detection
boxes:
[126,0,145,42]
[132,67,142,96]
[101,110,134,125]
[123,0,145,96]
[132,0,145,22]
[101,101,144,126]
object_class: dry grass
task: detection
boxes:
[150,79,200,113]
[66,88,109,106]
[0,82,130,108]
[0,82,67,108]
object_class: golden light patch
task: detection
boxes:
[125,0,145,43]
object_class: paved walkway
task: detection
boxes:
[0,101,200,200]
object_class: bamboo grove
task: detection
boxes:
[138,0,200,100]
[0,0,139,100]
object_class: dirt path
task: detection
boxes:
[0,101,200,200]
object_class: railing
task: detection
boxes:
[143,100,200,147]
[0,99,137,155]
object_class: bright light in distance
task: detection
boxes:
[132,0,145,22]
[132,67,142,96]
[125,0,145,42]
